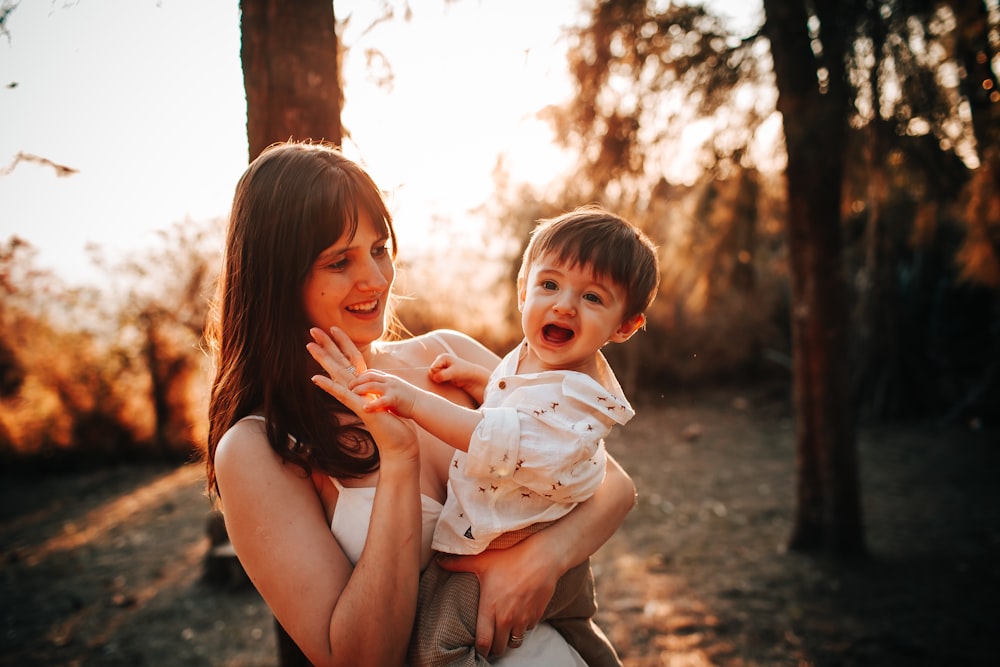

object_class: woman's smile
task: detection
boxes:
[346,298,381,316]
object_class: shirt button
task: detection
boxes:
[498,381,507,390]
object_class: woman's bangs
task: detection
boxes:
[302,159,396,266]
[356,180,396,255]
[307,173,359,261]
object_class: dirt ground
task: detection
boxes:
[1,386,997,666]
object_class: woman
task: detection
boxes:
[205,141,636,666]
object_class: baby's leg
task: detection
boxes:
[408,560,487,667]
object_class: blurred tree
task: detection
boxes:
[92,221,221,458]
[0,237,139,467]
[762,0,865,557]
[0,239,27,399]
[552,2,772,191]
[240,0,343,159]
[545,0,998,558]
[238,3,352,663]
[842,0,998,420]
[542,1,787,390]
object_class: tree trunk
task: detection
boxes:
[762,0,866,558]
[947,0,998,158]
[236,4,345,664]
[138,314,171,457]
[240,0,342,161]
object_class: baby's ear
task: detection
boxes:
[610,313,645,343]
[516,277,526,312]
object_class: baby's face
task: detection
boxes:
[517,253,630,375]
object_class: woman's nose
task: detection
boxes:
[358,257,389,292]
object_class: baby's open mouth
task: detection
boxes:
[542,324,574,343]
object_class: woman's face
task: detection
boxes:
[302,210,395,348]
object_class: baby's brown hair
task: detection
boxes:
[519,206,660,321]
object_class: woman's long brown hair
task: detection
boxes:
[204,142,397,498]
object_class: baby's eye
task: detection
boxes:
[584,293,603,304]
[541,280,558,291]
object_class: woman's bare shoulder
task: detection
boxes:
[216,415,266,454]
[378,330,470,363]
[417,329,501,366]
[213,417,321,519]
[214,417,289,484]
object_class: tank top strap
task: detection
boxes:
[426,331,458,356]
[236,414,301,445]
[239,414,266,423]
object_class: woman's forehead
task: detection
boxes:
[318,210,386,251]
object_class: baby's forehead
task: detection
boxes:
[530,253,625,289]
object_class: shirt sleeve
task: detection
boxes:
[463,407,522,479]
[463,404,608,504]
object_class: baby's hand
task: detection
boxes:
[429,353,462,384]
[429,354,490,402]
[349,371,418,418]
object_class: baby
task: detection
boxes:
[348,206,659,666]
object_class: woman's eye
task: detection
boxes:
[326,258,348,271]
[372,244,389,258]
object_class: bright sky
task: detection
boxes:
[0,0,760,284]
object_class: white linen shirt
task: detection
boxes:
[432,342,635,554]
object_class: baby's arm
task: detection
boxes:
[352,370,481,452]
[429,353,491,404]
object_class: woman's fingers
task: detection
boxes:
[308,328,363,381]
[309,372,353,404]
[308,327,348,369]
[484,611,528,658]
[435,552,536,658]
[307,329,367,411]
[306,328,419,448]
[326,326,368,375]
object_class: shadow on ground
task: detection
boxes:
[1,387,997,666]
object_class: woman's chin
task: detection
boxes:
[346,317,386,344]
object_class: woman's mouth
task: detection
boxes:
[346,299,380,315]
[542,323,574,343]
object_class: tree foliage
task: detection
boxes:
[0,223,219,469]
[524,0,999,558]
[540,0,997,417]
[550,1,773,192]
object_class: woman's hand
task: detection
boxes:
[437,455,636,658]
[436,539,560,658]
[307,326,419,464]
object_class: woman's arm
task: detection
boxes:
[216,329,425,666]
[215,420,422,667]
[437,453,636,657]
